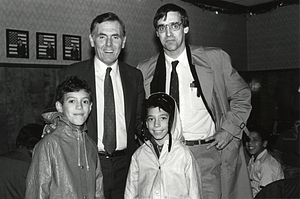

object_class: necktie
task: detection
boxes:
[103,67,116,155]
[170,60,179,107]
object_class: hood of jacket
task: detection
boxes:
[42,111,87,136]
[145,92,183,152]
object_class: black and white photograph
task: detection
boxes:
[6,29,29,58]
[63,34,81,61]
[0,1,299,199]
[36,32,57,60]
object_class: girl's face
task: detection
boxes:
[146,107,170,145]
[246,131,267,158]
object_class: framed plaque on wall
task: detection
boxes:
[6,29,29,58]
[36,32,57,60]
[63,34,81,61]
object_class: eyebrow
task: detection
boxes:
[98,32,121,37]
[65,96,90,100]
[157,21,180,25]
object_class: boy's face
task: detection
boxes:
[146,107,169,144]
[246,131,267,158]
[56,90,92,127]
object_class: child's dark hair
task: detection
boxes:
[247,124,269,142]
[56,76,92,104]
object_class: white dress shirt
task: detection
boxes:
[94,57,127,151]
[165,49,215,140]
[248,149,284,197]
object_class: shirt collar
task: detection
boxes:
[164,48,188,68]
[94,56,119,75]
[251,148,267,162]
[256,148,267,160]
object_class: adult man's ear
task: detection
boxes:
[184,26,189,34]
[89,34,95,48]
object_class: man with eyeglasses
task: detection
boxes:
[137,3,252,199]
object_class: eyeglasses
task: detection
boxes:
[156,22,183,33]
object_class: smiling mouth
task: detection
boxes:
[165,39,175,42]
[74,113,84,116]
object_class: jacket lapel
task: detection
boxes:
[119,62,132,129]
[188,46,214,118]
[150,52,166,94]
[86,59,98,141]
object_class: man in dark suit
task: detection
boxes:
[58,12,145,199]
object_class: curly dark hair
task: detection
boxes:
[56,76,92,104]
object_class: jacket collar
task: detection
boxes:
[150,45,202,97]
[42,111,87,133]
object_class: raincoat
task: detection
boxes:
[125,94,202,199]
[137,45,252,199]
[25,112,104,199]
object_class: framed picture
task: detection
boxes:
[36,32,57,60]
[63,34,81,61]
[6,29,29,58]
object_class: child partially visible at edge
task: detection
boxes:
[246,124,284,197]
[25,76,104,199]
[125,92,202,199]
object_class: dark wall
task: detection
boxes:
[240,68,300,133]
[0,64,61,154]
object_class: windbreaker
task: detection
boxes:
[25,112,104,199]
[125,93,202,199]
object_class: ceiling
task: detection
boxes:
[180,0,299,14]
[221,0,275,7]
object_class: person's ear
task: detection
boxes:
[89,34,95,48]
[184,26,189,34]
[122,36,126,49]
[89,102,93,114]
[55,101,63,113]
[263,140,268,148]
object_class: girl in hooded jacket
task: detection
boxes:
[125,92,202,199]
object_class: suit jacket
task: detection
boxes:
[137,45,253,199]
[59,58,145,160]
